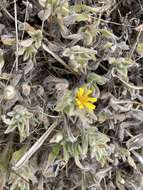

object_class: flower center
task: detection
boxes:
[78,95,88,104]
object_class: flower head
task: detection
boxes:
[75,87,97,110]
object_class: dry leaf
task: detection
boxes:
[19,22,35,32]
[20,38,33,47]
[135,24,143,32]
[1,35,16,45]
[22,83,31,96]
[38,6,52,21]
[126,134,143,151]
[38,0,47,7]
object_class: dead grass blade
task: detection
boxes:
[12,121,58,170]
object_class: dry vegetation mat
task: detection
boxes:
[1,0,143,189]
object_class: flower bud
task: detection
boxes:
[3,85,16,100]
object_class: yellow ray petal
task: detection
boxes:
[84,102,96,110]
[87,97,97,103]
[77,87,84,97]
[85,89,93,96]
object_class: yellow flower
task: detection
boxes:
[75,87,97,110]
